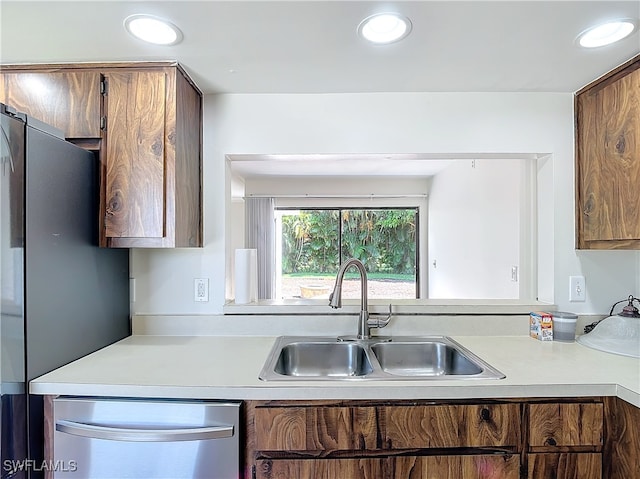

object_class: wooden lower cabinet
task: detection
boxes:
[526,402,603,479]
[603,396,640,479]
[527,453,601,479]
[391,455,520,479]
[256,455,520,479]
[248,400,523,479]
[528,402,603,447]
[383,404,520,448]
[246,399,615,479]
[256,458,384,479]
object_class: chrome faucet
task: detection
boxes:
[329,258,391,340]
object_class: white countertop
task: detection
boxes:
[30,335,640,407]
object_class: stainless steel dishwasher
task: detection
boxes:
[52,397,241,479]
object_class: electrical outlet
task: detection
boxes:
[569,275,586,302]
[511,266,519,282]
[194,278,209,302]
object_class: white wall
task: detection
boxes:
[428,159,523,299]
[130,92,639,315]
[244,176,429,199]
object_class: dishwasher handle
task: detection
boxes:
[56,419,234,442]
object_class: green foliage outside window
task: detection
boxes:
[280,209,416,276]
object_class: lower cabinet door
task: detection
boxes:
[527,453,602,479]
[256,455,519,479]
[398,455,520,479]
[255,458,384,479]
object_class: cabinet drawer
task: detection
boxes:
[257,455,519,479]
[529,403,603,448]
[382,404,521,448]
[527,453,602,479]
[254,406,378,451]
[392,455,520,479]
[256,458,384,479]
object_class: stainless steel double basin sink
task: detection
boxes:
[259,336,505,381]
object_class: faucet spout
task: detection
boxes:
[329,258,370,339]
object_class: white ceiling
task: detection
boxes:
[1,1,639,95]
[2,1,638,179]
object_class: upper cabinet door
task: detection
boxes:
[0,71,101,138]
[103,71,167,240]
[576,55,640,249]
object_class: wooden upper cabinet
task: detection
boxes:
[0,70,101,138]
[575,54,640,249]
[102,66,202,248]
[103,71,167,240]
[0,62,203,248]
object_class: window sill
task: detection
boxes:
[222,299,554,316]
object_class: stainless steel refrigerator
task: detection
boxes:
[0,103,130,478]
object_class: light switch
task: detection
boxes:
[569,275,585,302]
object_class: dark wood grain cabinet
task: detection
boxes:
[248,400,523,479]
[256,455,521,479]
[527,453,601,479]
[575,54,640,249]
[0,62,202,248]
[0,71,101,138]
[527,402,603,479]
[603,396,640,479]
[246,399,617,479]
[382,403,520,449]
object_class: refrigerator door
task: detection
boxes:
[22,115,130,474]
[1,103,130,477]
[1,109,27,476]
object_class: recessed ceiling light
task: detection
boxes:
[124,14,183,46]
[358,13,412,44]
[577,19,636,48]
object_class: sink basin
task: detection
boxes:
[371,341,483,376]
[274,342,373,377]
[259,336,505,381]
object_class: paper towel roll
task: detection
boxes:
[235,249,258,304]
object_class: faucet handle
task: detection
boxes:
[368,304,393,329]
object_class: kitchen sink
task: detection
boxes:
[259,336,505,381]
[274,342,373,377]
[371,341,483,376]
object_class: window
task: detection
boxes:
[227,156,537,305]
[275,208,418,300]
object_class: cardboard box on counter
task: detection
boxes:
[530,312,553,341]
